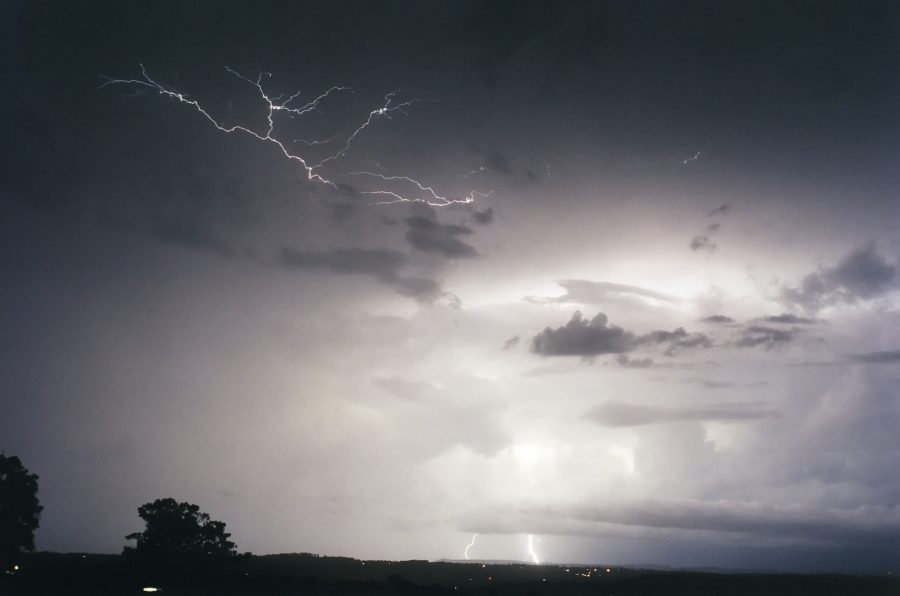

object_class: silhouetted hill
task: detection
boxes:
[2,551,897,595]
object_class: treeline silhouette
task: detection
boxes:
[8,551,900,596]
[2,453,899,594]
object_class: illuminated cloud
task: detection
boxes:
[526,280,678,305]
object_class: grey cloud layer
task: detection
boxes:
[782,245,899,312]
[562,500,900,545]
[279,247,442,303]
[404,215,478,258]
[848,350,900,364]
[734,326,795,349]
[530,311,711,358]
[586,400,779,427]
[700,315,735,324]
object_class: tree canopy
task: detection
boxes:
[0,454,43,569]
[125,498,237,559]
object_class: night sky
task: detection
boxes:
[4,1,900,573]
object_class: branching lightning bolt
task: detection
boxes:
[99,65,486,207]
[463,533,479,560]
[680,151,701,165]
[349,172,492,207]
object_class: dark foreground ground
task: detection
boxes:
[3,552,898,596]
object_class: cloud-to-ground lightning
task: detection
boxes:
[463,533,479,560]
[526,534,541,564]
[100,65,485,207]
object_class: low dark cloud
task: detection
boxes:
[641,327,713,355]
[616,354,654,369]
[327,201,359,226]
[734,325,794,349]
[391,277,445,303]
[560,499,900,545]
[700,315,735,324]
[484,152,513,175]
[690,235,716,253]
[471,207,494,225]
[502,336,520,350]
[280,247,407,278]
[532,312,634,357]
[279,246,442,303]
[678,378,769,389]
[585,400,779,427]
[781,244,899,312]
[526,279,678,305]
[707,204,731,217]
[848,350,900,364]
[404,215,478,258]
[531,311,712,358]
[761,313,818,325]
[145,212,234,257]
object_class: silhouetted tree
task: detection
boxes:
[125,498,237,559]
[0,454,43,571]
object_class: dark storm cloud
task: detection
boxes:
[781,244,899,312]
[145,212,234,257]
[585,400,778,427]
[527,279,678,305]
[484,152,513,175]
[107,172,256,258]
[677,378,768,390]
[531,312,636,357]
[327,201,359,226]
[390,277,444,304]
[848,350,900,364]
[760,313,818,325]
[700,315,735,325]
[404,215,478,259]
[280,247,407,278]
[734,326,794,349]
[559,500,900,545]
[531,311,712,358]
[278,247,442,303]
[707,204,731,217]
[502,336,520,350]
[615,355,654,369]
[470,207,494,225]
[690,235,716,253]
[641,328,713,355]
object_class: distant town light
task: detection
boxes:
[142,588,160,593]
